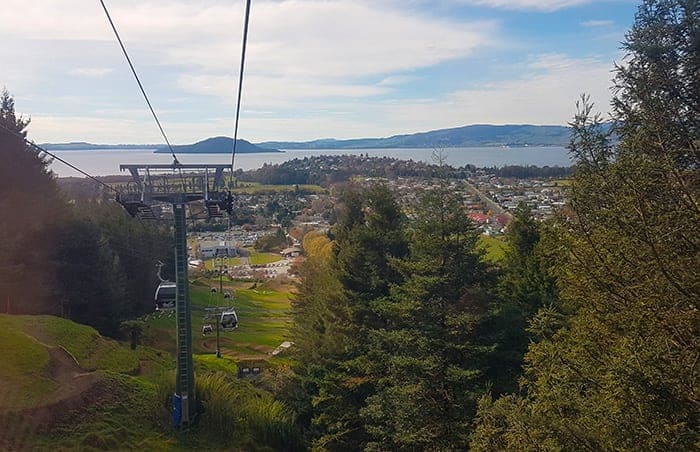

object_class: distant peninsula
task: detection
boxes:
[257,124,573,149]
[155,137,280,154]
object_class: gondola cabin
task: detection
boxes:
[220,310,238,331]
[155,282,177,310]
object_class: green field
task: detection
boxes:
[233,182,325,194]
[0,316,56,409]
[0,306,296,449]
[144,279,292,359]
[477,235,510,263]
[247,248,283,265]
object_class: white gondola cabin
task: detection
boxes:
[220,310,238,331]
[155,282,176,310]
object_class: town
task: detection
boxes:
[183,155,571,280]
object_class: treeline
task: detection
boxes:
[239,155,571,186]
[485,164,571,179]
[0,89,172,337]
[273,1,699,449]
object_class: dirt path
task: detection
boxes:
[43,347,98,405]
[0,345,105,450]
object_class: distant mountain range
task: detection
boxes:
[258,124,572,149]
[41,124,576,152]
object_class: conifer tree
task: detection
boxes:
[360,183,491,450]
[288,185,408,449]
[485,204,559,394]
[0,88,65,313]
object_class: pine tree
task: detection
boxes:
[360,183,492,450]
[485,204,559,394]
[288,185,408,449]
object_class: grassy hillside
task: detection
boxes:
[144,279,293,359]
[0,316,56,410]
[0,312,298,450]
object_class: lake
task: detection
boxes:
[48,146,572,178]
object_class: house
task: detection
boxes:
[280,247,303,258]
[468,212,490,224]
[199,241,238,259]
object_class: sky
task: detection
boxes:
[2,0,638,144]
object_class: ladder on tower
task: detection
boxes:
[173,203,194,426]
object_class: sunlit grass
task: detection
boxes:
[477,235,509,263]
[0,315,56,409]
[247,248,283,265]
[203,257,241,271]
[26,315,140,373]
[145,280,292,358]
[232,182,325,194]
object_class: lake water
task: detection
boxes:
[48,146,572,178]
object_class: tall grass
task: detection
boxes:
[156,372,302,450]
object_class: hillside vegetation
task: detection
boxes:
[0,313,299,450]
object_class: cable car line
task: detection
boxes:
[0,122,119,194]
[98,0,181,166]
[230,0,253,173]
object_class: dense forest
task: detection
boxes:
[0,0,697,449]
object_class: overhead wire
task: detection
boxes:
[0,122,120,194]
[230,0,253,174]
[98,0,180,166]
[226,0,253,258]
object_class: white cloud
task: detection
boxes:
[581,19,615,27]
[384,54,614,129]
[29,53,616,143]
[178,74,389,108]
[377,75,420,86]
[454,0,593,11]
[71,67,114,77]
[227,54,616,140]
[0,1,494,75]
[2,0,624,144]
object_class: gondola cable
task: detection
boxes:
[98,0,187,193]
[0,122,119,194]
[230,0,252,174]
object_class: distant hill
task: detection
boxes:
[257,124,573,149]
[155,136,280,154]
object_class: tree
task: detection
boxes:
[120,320,146,350]
[52,218,129,336]
[0,88,66,314]
[360,183,492,450]
[485,204,559,394]
[286,185,409,449]
[472,1,699,448]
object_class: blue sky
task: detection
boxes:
[2,0,638,143]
